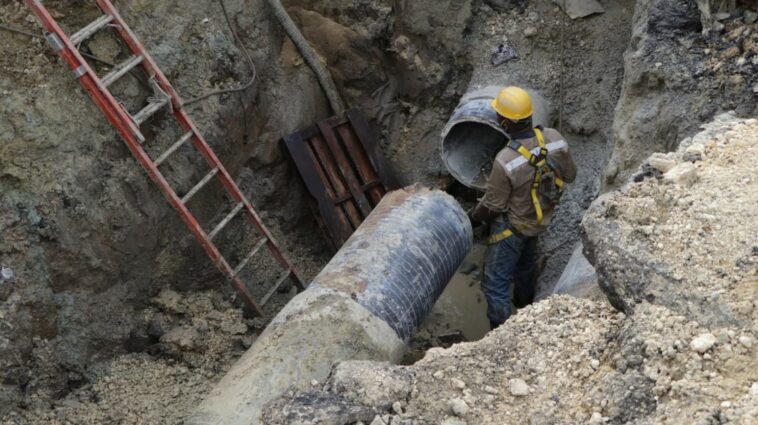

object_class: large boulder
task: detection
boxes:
[583,114,757,327]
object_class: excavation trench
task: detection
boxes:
[0,0,637,422]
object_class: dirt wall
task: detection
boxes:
[603,0,758,188]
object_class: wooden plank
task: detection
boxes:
[335,123,384,206]
[346,109,400,190]
[317,121,374,218]
[309,135,364,229]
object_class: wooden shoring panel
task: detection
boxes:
[282,109,399,249]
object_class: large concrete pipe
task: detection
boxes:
[441,86,550,191]
[188,185,472,425]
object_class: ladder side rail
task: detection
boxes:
[25,0,143,140]
[95,0,186,109]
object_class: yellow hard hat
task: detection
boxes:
[491,86,533,120]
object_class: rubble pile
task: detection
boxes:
[262,115,757,425]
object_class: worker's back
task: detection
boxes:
[482,127,576,236]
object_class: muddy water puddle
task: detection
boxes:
[416,244,490,345]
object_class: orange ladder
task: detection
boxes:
[25,0,305,315]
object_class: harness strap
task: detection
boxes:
[507,128,564,226]
[486,228,514,245]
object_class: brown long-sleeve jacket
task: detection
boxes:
[471,127,576,237]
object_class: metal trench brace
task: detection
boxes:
[25,0,304,316]
[282,110,399,249]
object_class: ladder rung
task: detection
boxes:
[155,131,193,166]
[70,15,114,45]
[261,270,292,306]
[209,202,244,240]
[133,97,169,125]
[101,55,143,87]
[232,237,269,277]
[181,167,219,204]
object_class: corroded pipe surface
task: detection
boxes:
[313,185,473,341]
[188,186,472,425]
[441,86,550,191]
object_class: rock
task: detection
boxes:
[682,143,705,162]
[648,153,677,173]
[448,398,469,416]
[483,385,499,394]
[744,10,758,24]
[662,162,697,185]
[160,326,201,351]
[0,266,13,282]
[441,417,468,425]
[722,46,741,59]
[589,412,604,424]
[553,0,605,19]
[392,401,403,415]
[584,115,756,328]
[330,362,414,409]
[690,333,717,353]
[433,370,445,379]
[451,378,466,389]
[590,359,600,369]
[509,378,530,396]
[738,335,753,348]
[490,43,518,66]
[524,26,537,38]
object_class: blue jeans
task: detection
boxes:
[482,220,538,328]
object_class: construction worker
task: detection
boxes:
[468,86,576,329]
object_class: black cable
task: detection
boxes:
[184,0,257,106]
[0,23,43,39]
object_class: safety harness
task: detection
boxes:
[485,128,565,245]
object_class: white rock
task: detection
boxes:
[441,417,468,425]
[483,385,499,394]
[449,398,469,416]
[648,153,677,173]
[663,162,698,186]
[751,382,758,396]
[690,333,717,353]
[392,401,403,415]
[738,335,753,348]
[589,412,604,424]
[509,378,530,396]
[433,370,445,379]
[590,359,600,369]
[451,378,466,389]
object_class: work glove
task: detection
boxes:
[466,207,482,229]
